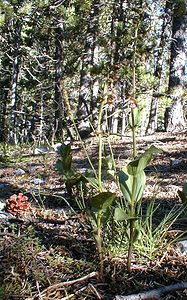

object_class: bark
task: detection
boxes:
[114,282,187,300]
[164,0,187,132]
[54,18,65,139]
[0,64,10,143]
[146,1,171,134]
[108,0,126,135]
[9,19,22,144]
[77,0,100,138]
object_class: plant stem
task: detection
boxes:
[96,209,103,276]
[131,26,138,159]
[61,82,98,180]
[98,133,103,192]
[127,219,135,272]
[97,82,108,191]
[72,118,98,179]
[131,109,137,159]
[127,25,138,268]
[127,171,136,272]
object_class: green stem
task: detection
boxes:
[97,82,108,191]
[127,172,136,271]
[131,109,137,159]
[127,219,135,272]
[98,134,103,192]
[71,118,98,180]
[96,209,103,276]
[131,26,138,159]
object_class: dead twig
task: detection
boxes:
[60,286,88,300]
[38,271,98,298]
[114,282,187,300]
[0,232,15,237]
[88,283,102,299]
[8,216,67,225]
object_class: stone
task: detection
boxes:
[14,168,26,176]
[53,143,62,152]
[34,147,49,155]
[0,183,9,188]
[0,201,6,210]
[31,178,44,185]
[178,240,187,255]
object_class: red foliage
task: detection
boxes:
[6,193,31,217]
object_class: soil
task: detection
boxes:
[0,131,187,299]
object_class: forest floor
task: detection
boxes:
[0,131,187,299]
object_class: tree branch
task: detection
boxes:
[114,282,187,300]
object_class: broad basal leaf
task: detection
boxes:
[91,192,116,211]
[114,207,128,221]
[127,145,162,175]
[178,182,187,204]
[119,169,146,203]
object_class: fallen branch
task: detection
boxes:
[60,286,87,300]
[0,232,15,237]
[7,216,66,225]
[38,271,98,298]
[114,282,187,300]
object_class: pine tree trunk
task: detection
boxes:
[10,19,22,144]
[146,0,171,134]
[54,19,65,139]
[164,0,187,132]
[77,0,100,138]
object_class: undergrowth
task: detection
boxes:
[0,225,95,299]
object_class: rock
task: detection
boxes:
[0,183,10,189]
[53,138,71,152]
[34,147,49,155]
[14,168,26,176]
[178,240,187,255]
[31,178,45,185]
[170,159,182,167]
[0,211,15,220]
[53,143,62,152]
[0,201,6,210]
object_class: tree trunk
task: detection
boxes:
[9,19,22,144]
[164,0,187,132]
[54,19,65,139]
[77,0,100,138]
[146,1,171,134]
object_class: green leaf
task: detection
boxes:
[119,169,133,202]
[114,207,128,221]
[55,160,65,175]
[178,183,187,204]
[59,143,71,158]
[119,169,146,203]
[144,145,162,155]
[63,155,73,171]
[107,170,116,178]
[103,155,115,170]
[91,192,116,211]
[129,107,141,128]
[56,142,73,172]
[86,177,100,190]
[183,182,187,196]
[178,190,187,203]
[66,173,83,187]
[127,145,162,175]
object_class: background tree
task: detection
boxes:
[164,0,187,132]
[0,0,186,144]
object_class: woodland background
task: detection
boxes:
[0,1,187,299]
[0,0,187,145]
